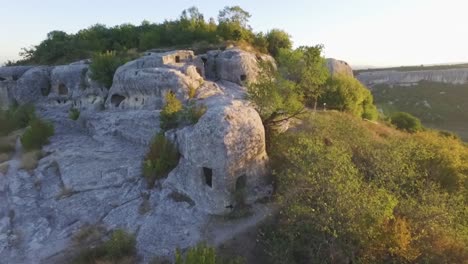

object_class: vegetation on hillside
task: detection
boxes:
[390,112,423,133]
[12,6,292,66]
[174,244,244,264]
[72,229,136,264]
[320,74,378,119]
[260,111,467,264]
[355,63,468,74]
[248,45,378,142]
[372,81,468,140]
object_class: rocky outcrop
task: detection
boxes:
[201,48,274,85]
[357,68,468,88]
[0,66,34,81]
[12,66,52,105]
[326,58,354,77]
[165,98,269,214]
[106,50,203,110]
[0,48,272,263]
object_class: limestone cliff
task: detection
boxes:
[356,68,468,88]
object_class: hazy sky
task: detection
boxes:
[1,0,468,67]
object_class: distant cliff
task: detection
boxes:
[356,68,468,88]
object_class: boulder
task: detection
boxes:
[0,66,34,81]
[326,58,354,77]
[201,48,274,85]
[12,66,51,105]
[164,99,269,214]
[50,64,107,110]
[106,51,203,110]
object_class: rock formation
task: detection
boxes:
[0,47,272,263]
[356,68,468,88]
[326,58,354,77]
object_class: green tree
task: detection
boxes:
[321,74,379,120]
[89,51,125,88]
[277,46,329,109]
[266,29,292,57]
[247,62,304,138]
[217,6,253,42]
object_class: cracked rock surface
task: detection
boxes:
[0,48,275,264]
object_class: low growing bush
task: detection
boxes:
[0,104,35,136]
[20,118,54,151]
[160,92,183,131]
[69,107,80,121]
[90,50,137,88]
[143,133,180,188]
[175,244,244,264]
[390,111,423,133]
[72,229,136,264]
[160,92,207,131]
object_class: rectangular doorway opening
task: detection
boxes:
[203,167,213,188]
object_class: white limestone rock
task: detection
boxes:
[326,58,354,77]
[202,48,274,85]
[106,51,204,110]
[12,66,52,105]
[164,99,269,214]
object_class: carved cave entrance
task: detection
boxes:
[203,167,213,188]
[111,94,125,107]
[58,83,68,95]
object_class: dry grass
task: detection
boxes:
[57,187,74,200]
[0,132,19,163]
[73,224,107,245]
[0,162,9,174]
[19,150,43,171]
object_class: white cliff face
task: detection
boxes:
[0,48,272,263]
[357,68,468,87]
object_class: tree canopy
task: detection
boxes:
[11,6,292,66]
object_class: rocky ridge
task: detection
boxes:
[0,48,273,263]
[356,68,468,88]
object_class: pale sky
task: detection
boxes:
[1,0,468,67]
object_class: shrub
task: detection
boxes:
[143,133,180,188]
[321,74,379,120]
[175,244,244,264]
[20,118,54,151]
[104,229,136,260]
[182,103,207,125]
[160,92,183,131]
[160,92,207,131]
[90,51,132,88]
[0,104,35,136]
[69,107,80,120]
[188,85,197,99]
[390,112,423,133]
[72,229,136,264]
